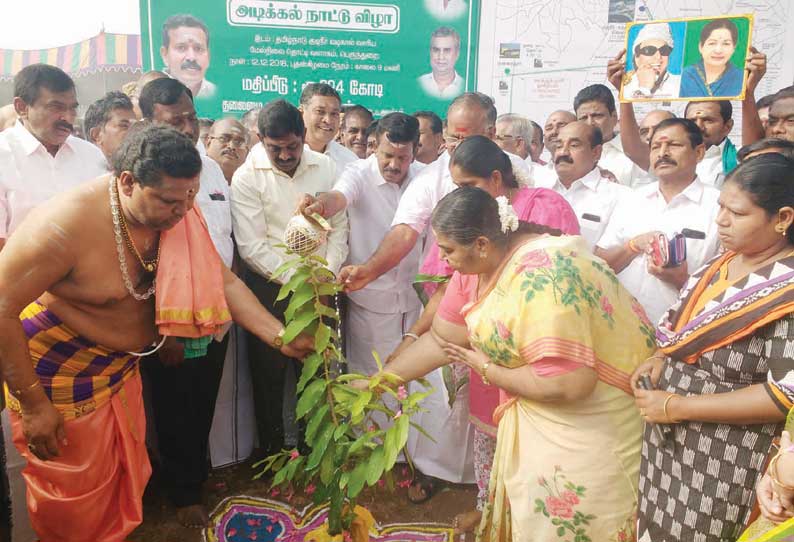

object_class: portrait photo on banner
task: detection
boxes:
[620,14,753,103]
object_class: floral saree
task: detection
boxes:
[464,235,656,541]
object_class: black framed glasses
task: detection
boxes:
[636,44,673,57]
[210,134,248,148]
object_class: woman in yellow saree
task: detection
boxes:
[425,186,656,541]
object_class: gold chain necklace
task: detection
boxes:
[111,180,161,273]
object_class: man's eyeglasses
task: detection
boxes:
[495,134,522,142]
[443,134,466,145]
[636,44,673,57]
[209,134,248,148]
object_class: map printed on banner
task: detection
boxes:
[476,0,794,141]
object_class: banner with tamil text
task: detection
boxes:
[140,0,481,118]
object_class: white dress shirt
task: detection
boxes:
[196,154,234,267]
[231,144,348,283]
[536,167,628,249]
[0,121,107,238]
[424,0,468,20]
[527,158,558,187]
[622,71,681,100]
[392,149,531,233]
[336,155,424,315]
[696,137,729,187]
[596,177,721,324]
[319,140,358,177]
[600,135,644,187]
[418,72,465,99]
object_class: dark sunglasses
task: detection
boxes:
[636,44,673,57]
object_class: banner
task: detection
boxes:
[139,0,481,118]
[620,14,754,102]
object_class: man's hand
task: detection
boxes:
[630,231,663,255]
[281,332,315,360]
[21,399,66,461]
[296,194,325,219]
[338,264,374,292]
[636,64,661,89]
[158,336,185,366]
[607,49,627,90]
[648,260,689,290]
[745,47,767,96]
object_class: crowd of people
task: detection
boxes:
[0,40,794,542]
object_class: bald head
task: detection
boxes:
[444,93,498,153]
[543,110,577,154]
[206,118,250,182]
[131,71,169,119]
[639,109,675,144]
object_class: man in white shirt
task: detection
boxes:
[0,64,107,250]
[299,83,358,174]
[685,100,736,187]
[299,113,424,378]
[574,83,643,186]
[496,113,557,186]
[84,91,137,167]
[538,121,628,249]
[339,105,373,159]
[0,63,109,542]
[418,27,465,99]
[413,110,445,164]
[137,77,236,527]
[541,109,576,165]
[205,118,251,184]
[596,118,721,325]
[231,99,348,463]
[339,92,529,292]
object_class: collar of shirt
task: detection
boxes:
[250,143,322,179]
[601,133,623,155]
[554,166,603,193]
[704,137,726,159]
[12,120,74,157]
[643,176,706,206]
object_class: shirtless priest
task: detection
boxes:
[0,124,313,542]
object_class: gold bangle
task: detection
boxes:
[770,452,794,491]
[628,238,642,254]
[480,361,491,386]
[11,380,41,398]
[662,393,680,423]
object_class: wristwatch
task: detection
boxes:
[273,327,286,348]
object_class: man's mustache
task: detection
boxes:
[180,59,202,71]
[555,155,574,165]
[655,157,677,168]
[383,168,401,175]
[55,121,73,132]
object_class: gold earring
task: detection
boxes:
[777,224,788,236]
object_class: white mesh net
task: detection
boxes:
[284,214,329,256]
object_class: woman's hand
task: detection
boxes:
[442,342,491,373]
[771,431,794,515]
[386,336,416,364]
[631,354,665,391]
[634,390,679,423]
[757,472,793,524]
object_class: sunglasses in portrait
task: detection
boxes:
[635,44,673,57]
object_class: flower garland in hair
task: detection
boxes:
[496,196,519,234]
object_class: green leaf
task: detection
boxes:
[296,379,327,420]
[372,350,384,372]
[320,442,336,484]
[305,403,329,441]
[340,471,350,489]
[317,283,340,296]
[348,430,379,456]
[557,526,565,537]
[277,268,311,301]
[365,447,385,486]
[333,422,350,441]
[272,258,302,281]
[314,302,338,319]
[346,460,369,499]
[350,390,372,419]
[383,414,409,472]
[315,322,332,352]
[283,310,319,344]
[297,353,324,393]
[285,288,315,321]
[306,422,335,470]
[408,421,435,442]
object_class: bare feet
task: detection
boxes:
[176,504,209,528]
[453,509,482,537]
